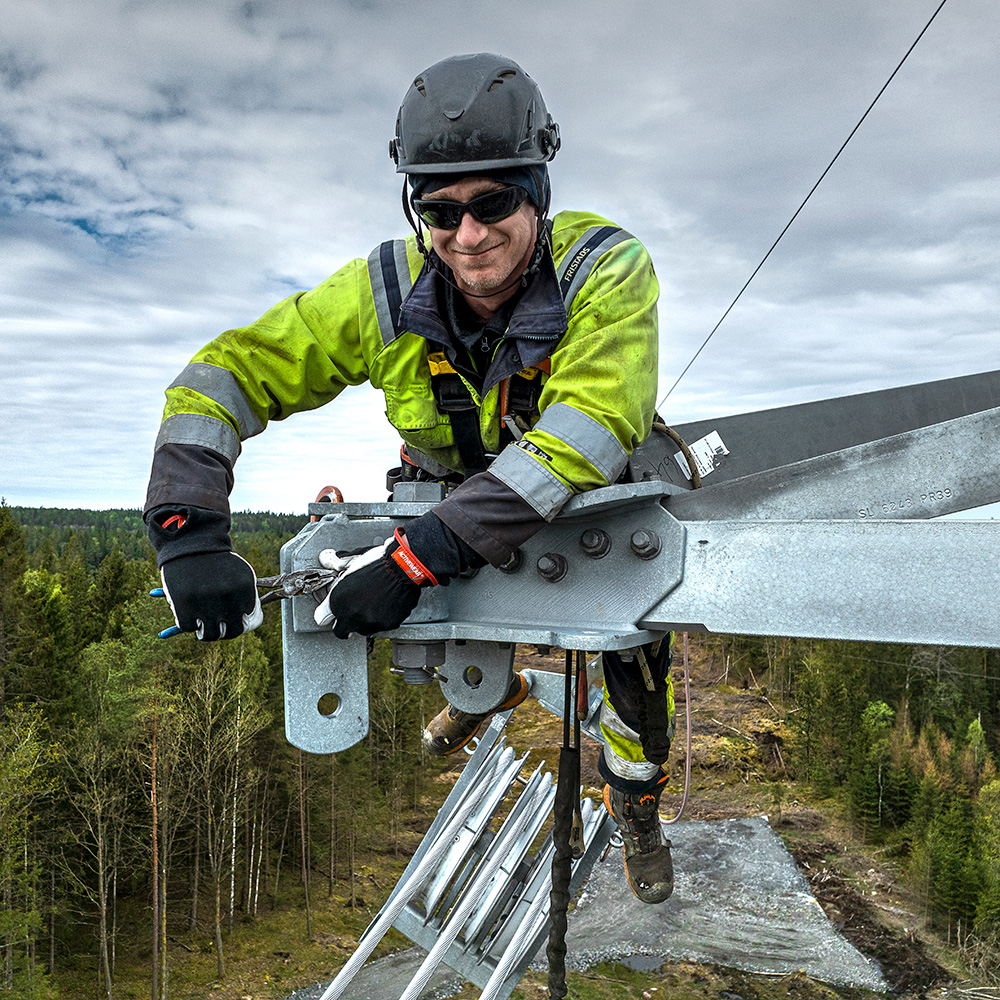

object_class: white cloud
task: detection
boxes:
[1,0,997,523]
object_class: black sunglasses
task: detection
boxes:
[412,185,528,230]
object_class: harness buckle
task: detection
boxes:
[434,376,477,413]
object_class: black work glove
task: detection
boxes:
[161,550,263,640]
[313,536,422,639]
[147,505,263,641]
[313,511,484,639]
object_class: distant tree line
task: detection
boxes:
[11,507,305,570]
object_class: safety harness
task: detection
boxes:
[370,224,631,481]
[426,351,552,476]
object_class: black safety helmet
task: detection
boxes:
[389,53,560,174]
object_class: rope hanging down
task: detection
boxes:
[546,650,584,999]
[659,0,951,407]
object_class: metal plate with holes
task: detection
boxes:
[281,602,371,754]
[281,486,680,753]
[424,639,516,715]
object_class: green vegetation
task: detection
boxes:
[707,632,1000,968]
[0,502,446,999]
[1,505,998,997]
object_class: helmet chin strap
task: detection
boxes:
[401,177,551,301]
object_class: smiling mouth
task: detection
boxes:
[453,241,502,256]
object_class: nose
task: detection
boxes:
[453,210,489,247]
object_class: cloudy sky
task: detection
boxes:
[2,0,997,516]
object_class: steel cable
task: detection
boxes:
[659,0,951,408]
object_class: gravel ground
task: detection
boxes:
[285,816,886,1000]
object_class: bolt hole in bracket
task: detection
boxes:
[280,482,686,754]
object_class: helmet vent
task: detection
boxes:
[487,70,516,92]
[414,76,426,96]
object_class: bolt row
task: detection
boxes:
[498,529,662,581]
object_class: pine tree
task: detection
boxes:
[848,700,895,841]
[0,503,27,715]
[973,780,1000,940]
[0,702,57,997]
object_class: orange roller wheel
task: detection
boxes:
[310,484,344,522]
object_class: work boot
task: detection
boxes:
[423,672,529,756]
[603,779,674,904]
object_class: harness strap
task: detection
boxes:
[427,352,489,476]
[370,227,631,477]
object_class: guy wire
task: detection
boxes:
[658,0,950,408]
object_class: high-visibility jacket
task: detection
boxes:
[147,210,660,559]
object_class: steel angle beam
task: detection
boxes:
[419,746,528,918]
[630,367,1000,487]
[664,406,1000,522]
[320,725,520,1000]
[334,714,614,1000]
[381,714,514,906]
[640,517,1000,648]
[522,667,607,745]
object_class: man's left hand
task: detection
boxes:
[313,535,424,639]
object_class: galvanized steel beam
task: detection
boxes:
[665,406,1000,522]
[631,366,1000,487]
[640,517,1000,647]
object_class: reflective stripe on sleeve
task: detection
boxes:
[488,443,574,521]
[154,413,241,465]
[168,362,264,440]
[368,240,413,346]
[534,402,629,485]
[559,226,633,313]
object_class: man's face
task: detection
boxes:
[422,176,538,297]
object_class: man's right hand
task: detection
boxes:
[159,551,263,640]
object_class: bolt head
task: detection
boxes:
[629,529,661,559]
[498,548,523,574]
[536,552,568,582]
[579,528,612,558]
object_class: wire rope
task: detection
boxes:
[658,0,951,408]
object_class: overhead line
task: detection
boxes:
[809,648,1000,684]
[659,0,951,408]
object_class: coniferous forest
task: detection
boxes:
[1,502,445,999]
[1,500,999,997]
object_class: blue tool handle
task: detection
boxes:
[149,588,180,637]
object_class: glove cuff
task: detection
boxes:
[400,510,486,584]
[145,505,233,568]
[390,528,438,586]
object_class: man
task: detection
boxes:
[145,53,676,903]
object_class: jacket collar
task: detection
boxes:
[397,236,569,349]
